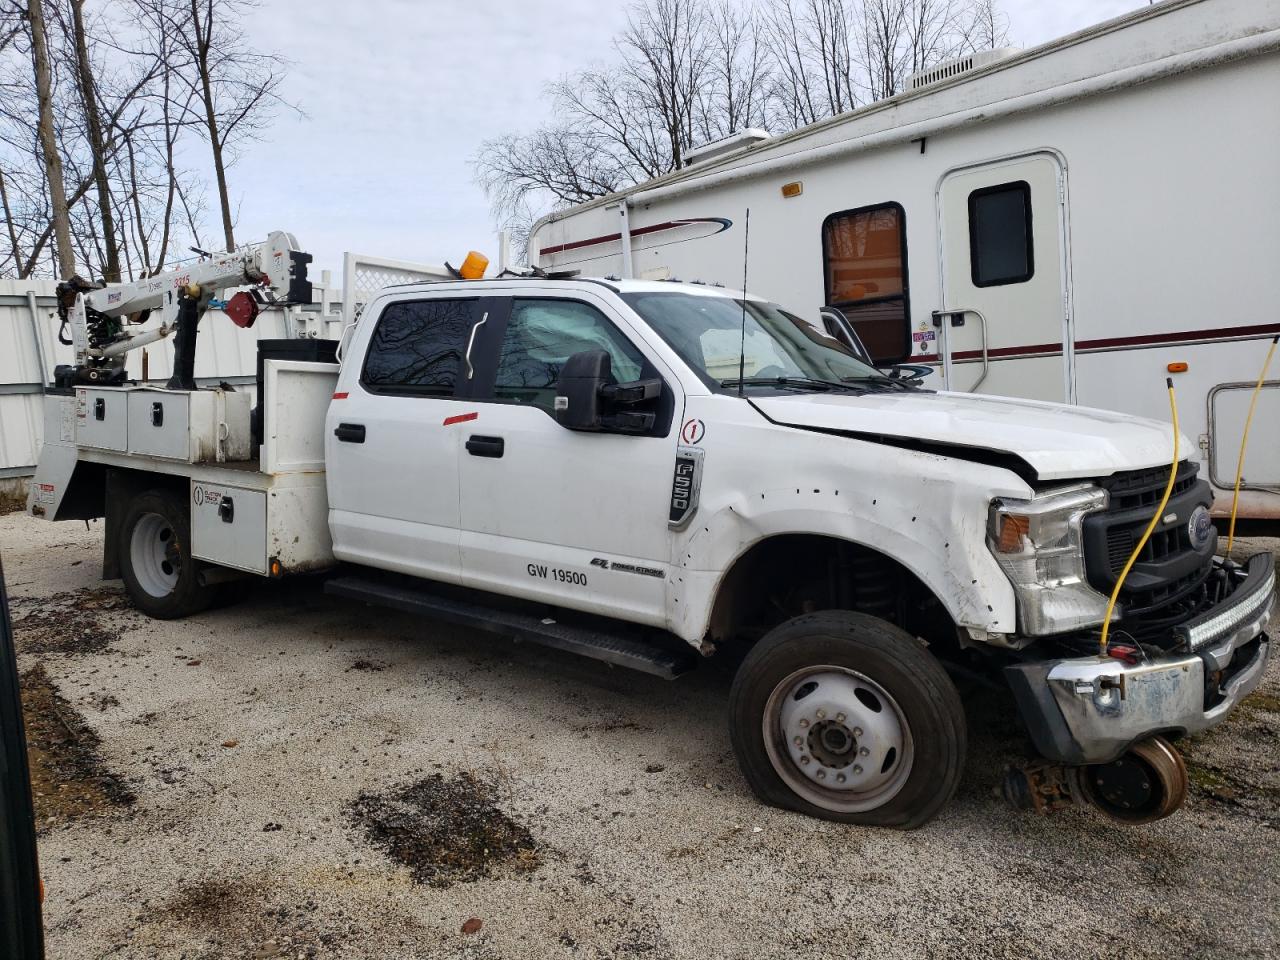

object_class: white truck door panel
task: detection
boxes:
[326,296,486,584]
[457,294,679,625]
[937,152,1072,401]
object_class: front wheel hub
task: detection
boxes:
[765,667,914,813]
[1080,736,1188,825]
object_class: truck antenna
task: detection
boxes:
[737,208,750,398]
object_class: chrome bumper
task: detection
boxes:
[1006,553,1275,765]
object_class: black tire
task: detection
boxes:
[729,611,966,829]
[117,488,218,619]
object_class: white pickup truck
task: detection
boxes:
[29,276,1275,828]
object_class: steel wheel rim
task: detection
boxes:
[762,664,914,813]
[129,512,181,598]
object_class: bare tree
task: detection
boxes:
[171,0,290,252]
[26,0,74,278]
[68,0,121,280]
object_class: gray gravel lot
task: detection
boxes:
[4,511,1279,960]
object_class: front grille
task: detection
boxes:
[1082,461,1215,617]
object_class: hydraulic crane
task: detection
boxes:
[55,231,312,390]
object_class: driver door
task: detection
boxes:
[456,291,682,627]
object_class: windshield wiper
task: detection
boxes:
[720,376,864,393]
[843,375,916,391]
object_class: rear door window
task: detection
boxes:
[968,181,1034,286]
[361,298,478,396]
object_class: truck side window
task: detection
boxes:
[968,180,1033,286]
[361,298,476,396]
[492,299,644,414]
[822,202,910,365]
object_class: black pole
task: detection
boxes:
[166,292,201,390]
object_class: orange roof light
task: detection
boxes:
[1167,362,1188,373]
[781,181,803,198]
[459,251,489,280]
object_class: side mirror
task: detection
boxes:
[556,350,609,431]
[556,350,662,433]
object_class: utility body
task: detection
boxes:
[27,260,1275,827]
[530,0,1280,521]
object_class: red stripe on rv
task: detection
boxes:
[332,392,349,400]
[906,321,1280,364]
[538,219,721,256]
[442,412,478,426]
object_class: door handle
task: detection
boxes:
[465,434,504,458]
[334,422,366,443]
[463,310,489,381]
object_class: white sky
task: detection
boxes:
[224,0,1144,279]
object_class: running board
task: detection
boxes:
[324,576,697,679]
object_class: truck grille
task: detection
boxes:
[1082,461,1215,616]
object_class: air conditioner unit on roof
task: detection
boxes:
[908,47,1021,90]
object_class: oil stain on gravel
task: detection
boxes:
[20,664,135,830]
[346,772,541,887]
[10,587,133,656]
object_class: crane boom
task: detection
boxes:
[56,230,312,388]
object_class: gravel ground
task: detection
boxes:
[4,511,1279,960]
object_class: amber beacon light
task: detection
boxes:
[460,251,489,279]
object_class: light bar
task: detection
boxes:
[1178,567,1275,651]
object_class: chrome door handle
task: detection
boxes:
[464,311,489,380]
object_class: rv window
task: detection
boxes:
[968,181,1033,286]
[361,298,477,396]
[821,203,910,364]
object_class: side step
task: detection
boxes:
[324,576,698,679]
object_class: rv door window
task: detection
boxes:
[361,298,478,396]
[821,203,910,364]
[968,180,1033,286]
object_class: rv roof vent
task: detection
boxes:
[907,46,1020,91]
[683,128,771,167]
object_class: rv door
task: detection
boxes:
[936,152,1072,402]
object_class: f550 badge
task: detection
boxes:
[669,445,704,528]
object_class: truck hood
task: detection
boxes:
[750,391,1188,482]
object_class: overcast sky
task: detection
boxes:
[227,0,1143,281]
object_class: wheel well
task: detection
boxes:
[706,534,956,649]
[102,469,188,580]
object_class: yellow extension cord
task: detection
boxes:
[1099,378,1180,656]
[1225,335,1279,560]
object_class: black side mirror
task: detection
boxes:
[556,350,662,434]
[555,350,610,431]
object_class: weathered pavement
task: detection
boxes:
[4,511,1278,960]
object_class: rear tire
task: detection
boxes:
[118,489,217,619]
[729,611,966,829]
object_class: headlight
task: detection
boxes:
[988,484,1111,635]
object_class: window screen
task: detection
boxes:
[968,181,1033,286]
[822,203,910,364]
[493,299,644,414]
[361,298,476,395]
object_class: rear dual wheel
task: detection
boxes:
[118,489,218,619]
[730,611,966,829]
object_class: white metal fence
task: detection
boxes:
[0,252,451,478]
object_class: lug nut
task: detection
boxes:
[794,737,803,747]
[835,713,846,723]
[859,747,869,757]
[836,773,846,783]
[816,769,826,779]
[800,755,810,765]
[816,709,826,720]
[853,765,863,775]
[853,727,863,737]
[799,718,809,728]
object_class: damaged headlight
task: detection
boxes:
[988,484,1111,636]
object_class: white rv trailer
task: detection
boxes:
[530,0,1280,521]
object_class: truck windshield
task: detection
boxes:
[621,291,888,392]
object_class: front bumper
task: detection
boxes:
[1005,552,1275,765]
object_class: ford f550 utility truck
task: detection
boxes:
[27,247,1275,828]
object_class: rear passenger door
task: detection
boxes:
[456,291,682,627]
[326,294,490,584]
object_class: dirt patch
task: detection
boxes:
[10,586,132,656]
[0,487,27,515]
[346,773,542,887]
[347,658,387,673]
[19,664,135,830]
